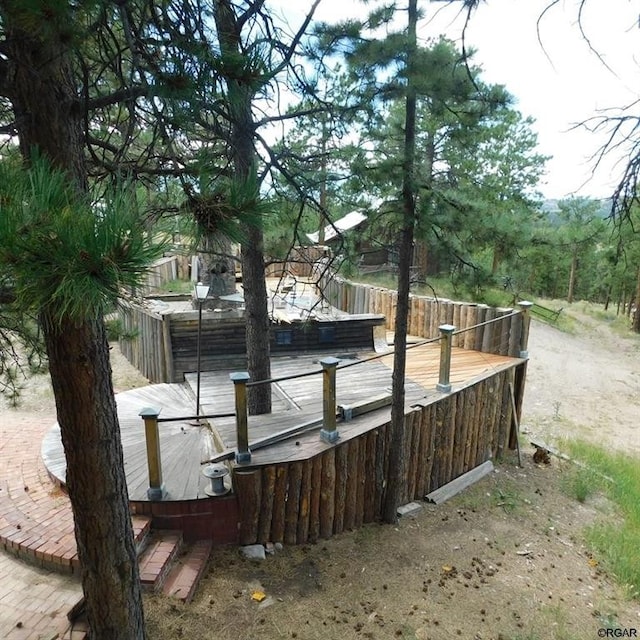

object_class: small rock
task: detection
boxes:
[397,502,423,517]
[241,544,266,560]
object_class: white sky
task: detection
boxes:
[280,0,640,199]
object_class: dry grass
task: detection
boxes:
[144,452,637,640]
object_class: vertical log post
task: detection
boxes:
[518,301,533,358]
[436,324,456,393]
[320,357,340,443]
[231,372,251,463]
[139,406,165,500]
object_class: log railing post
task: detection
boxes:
[231,372,251,463]
[436,324,456,393]
[518,301,533,358]
[320,357,340,443]
[139,406,165,500]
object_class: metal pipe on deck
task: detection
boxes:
[194,282,210,422]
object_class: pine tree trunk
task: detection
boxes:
[0,4,146,636]
[383,0,418,524]
[214,0,271,414]
[491,245,501,275]
[567,247,578,303]
[0,2,86,188]
[43,315,144,639]
[242,226,272,414]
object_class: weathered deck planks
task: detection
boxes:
[42,346,523,503]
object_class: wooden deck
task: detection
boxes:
[41,384,216,502]
[41,344,522,503]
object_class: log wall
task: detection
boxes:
[118,301,170,383]
[232,364,523,545]
[321,275,523,357]
[140,256,180,296]
[119,302,386,383]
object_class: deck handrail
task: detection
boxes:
[156,411,236,423]
[450,308,519,337]
[139,302,532,497]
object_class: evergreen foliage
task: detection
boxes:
[0,157,166,326]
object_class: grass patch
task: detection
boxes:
[159,278,193,294]
[492,481,522,514]
[564,440,640,598]
[548,310,578,334]
[560,465,604,503]
[575,301,635,335]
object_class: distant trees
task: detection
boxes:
[537,1,640,329]
[293,20,546,295]
[555,198,604,304]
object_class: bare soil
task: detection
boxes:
[3,306,640,640]
[523,310,640,454]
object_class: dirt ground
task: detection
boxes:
[3,305,640,639]
[523,308,640,455]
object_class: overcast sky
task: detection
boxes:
[280,0,639,200]
[434,0,640,199]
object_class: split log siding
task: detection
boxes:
[320,276,524,357]
[232,364,524,545]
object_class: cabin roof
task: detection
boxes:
[306,210,367,244]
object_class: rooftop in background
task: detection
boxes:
[306,210,367,244]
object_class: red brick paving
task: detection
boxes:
[162,539,213,603]
[0,415,152,639]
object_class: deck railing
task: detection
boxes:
[138,302,532,500]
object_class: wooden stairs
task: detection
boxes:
[62,524,212,639]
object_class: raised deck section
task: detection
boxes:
[42,344,520,502]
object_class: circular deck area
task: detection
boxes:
[41,383,216,502]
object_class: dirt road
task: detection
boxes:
[524,313,640,453]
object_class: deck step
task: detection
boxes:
[138,530,183,591]
[162,539,213,603]
[132,514,153,553]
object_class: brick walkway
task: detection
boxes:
[0,413,80,638]
[0,414,80,571]
[0,414,149,639]
[0,552,81,640]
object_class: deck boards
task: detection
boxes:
[42,345,523,502]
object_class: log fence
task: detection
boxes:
[229,365,520,545]
[320,274,527,357]
[138,305,531,545]
[139,255,180,296]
